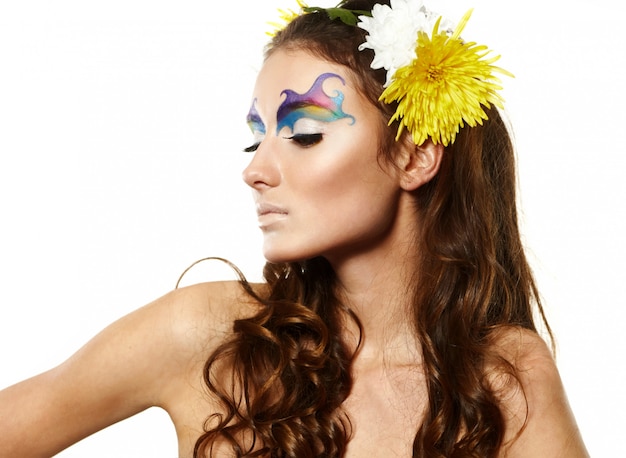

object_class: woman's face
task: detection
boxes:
[243,49,404,265]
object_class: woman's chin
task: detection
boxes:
[262,246,310,265]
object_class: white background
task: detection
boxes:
[1,0,624,456]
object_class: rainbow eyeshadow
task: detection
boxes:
[276,72,355,134]
[246,99,266,134]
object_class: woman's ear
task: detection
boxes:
[396,137,444,191]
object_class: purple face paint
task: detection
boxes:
[276,72,355,134]
[246,99,266,134]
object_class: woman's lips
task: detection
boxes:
[256,202,288,216]
[256,203,288,227]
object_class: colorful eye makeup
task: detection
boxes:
[246,100,266,135]
[276,72,355,134]
[245,71,355,152]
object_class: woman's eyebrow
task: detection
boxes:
[276,72,355,134]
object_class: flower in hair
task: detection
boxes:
[357,0,454,86]
[357,1,512,146]
[267,0,309,36]
[268,0,371,36]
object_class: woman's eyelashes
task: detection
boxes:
[243,142,260,153]
[243,133,323,152]
[243,131,264,152]
[284,133,324,147]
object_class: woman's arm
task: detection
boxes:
[0,281,242,457]
[495,328,589,457]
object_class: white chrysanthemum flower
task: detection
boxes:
[357,0,454,86]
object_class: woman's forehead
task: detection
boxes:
[252,49,356,106]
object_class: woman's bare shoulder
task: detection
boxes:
[487,327,589,457]
[152,280,264,360]
[0,280,265,457]
[488,326,554,372]
[145,280,267,454]
[160,280,260,328]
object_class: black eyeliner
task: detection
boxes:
[284,133,324,147]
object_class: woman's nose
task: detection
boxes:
[241,142,280,190]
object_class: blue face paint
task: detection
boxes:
[276,72,355,134]
[246,99,266,135]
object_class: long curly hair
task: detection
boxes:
[194,1,552,456]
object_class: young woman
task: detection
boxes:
[0,1,588,456]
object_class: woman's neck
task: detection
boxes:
[329,202,423,368]
[336,256,421,367]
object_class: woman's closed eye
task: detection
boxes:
[243,132,264,153]
[243,142,260,153]
[243,133,323,152]
[285,133,323,148]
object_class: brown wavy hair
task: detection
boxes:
[194,1,552,456]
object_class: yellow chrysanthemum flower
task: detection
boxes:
[380,10,513,146]
[267,0,309,37]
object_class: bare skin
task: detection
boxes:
[0,281,241,458]
[0,49,589,457]
[0,280,588,457]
